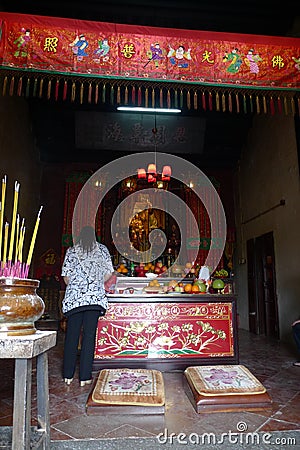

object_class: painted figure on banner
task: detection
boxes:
[94,37,110,61]
[244,49,262,74]
[223,48,242,73]
[292,56,300,71]
[144,42,164,68]
[70,33,89,61]
[13,28,31,57]
[167,44,192,68]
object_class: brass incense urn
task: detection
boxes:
[0,277,45,336]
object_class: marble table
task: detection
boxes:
[0,330,57,449]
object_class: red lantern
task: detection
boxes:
[147,163,157,175]
[137,168,147,179]
[162,165,172,181]
[148,173,156,183]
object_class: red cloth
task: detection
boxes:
[0,12,299,90]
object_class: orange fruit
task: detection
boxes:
[191,284,200,293]
[184,283,192,293]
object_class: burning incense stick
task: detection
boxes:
[8,181,20,262]
[14,214,20,263]
[18,218,25,263]
[0,176,7,262]
[26,206,43,267]
[2,222,9,267]
[0,176,43,279]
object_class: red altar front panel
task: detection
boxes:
[95,301,234,360]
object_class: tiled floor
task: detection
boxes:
[0,328,299,449]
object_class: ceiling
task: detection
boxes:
[1,1,299,167]
[28,96,254,168]
[1,0,299,37]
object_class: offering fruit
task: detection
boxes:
[212,279,225,290]
[168,280,178,288]
[214,269,228,278]
[151,260,168,275]
[194,281,206,293]
[184,283,192,293]
[174,285,183,292]
[116,263,128,274]
[149,279,161,287]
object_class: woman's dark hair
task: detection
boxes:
[76,226,96,253]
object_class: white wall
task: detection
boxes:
[235,114,300,344]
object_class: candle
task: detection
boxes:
[8,181,20,261]
[26,206,43,267]
[2,222,9,267]
[0,175,7,262]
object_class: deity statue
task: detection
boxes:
[149,209,159,230]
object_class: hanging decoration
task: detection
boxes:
[137,165,172,183]
[0,69,299,115]
[0,12,299,90]
[162,165,172,181]
[0,12,299,115]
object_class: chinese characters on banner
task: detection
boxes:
[0,12,299,90]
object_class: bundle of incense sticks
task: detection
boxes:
[0,175,43,279]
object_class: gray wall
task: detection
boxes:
[235,114,300,344]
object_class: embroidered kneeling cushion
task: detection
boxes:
[91,368,165,406]
[184,365,266,396]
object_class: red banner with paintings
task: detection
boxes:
[0,12,300,90]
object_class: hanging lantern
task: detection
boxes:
[162,165,172,181]
[147,163,157,182]
[147,163,157,175]
[148,174,156,183]
[137,168,147,179]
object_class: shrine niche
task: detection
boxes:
[60,167,234,273]
[129,201,165,252]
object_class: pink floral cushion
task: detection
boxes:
[91,368,165,406]
[185,365,266,396]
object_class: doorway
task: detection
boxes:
[247,231,279,338]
